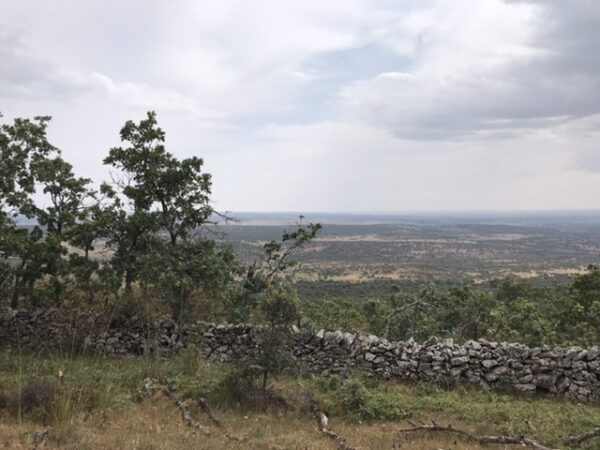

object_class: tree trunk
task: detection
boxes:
[10,274,20,309]
[125,269,133,296]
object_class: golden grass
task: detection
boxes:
[1,398,486,450]
[2,353,600,449]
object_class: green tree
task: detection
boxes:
[34,156,93,306]
[230,220,321,399]
[102,111,233,321]
[0,114,59,308]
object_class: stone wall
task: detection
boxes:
[1,308,599,401]
[0,308,185,355]
[202,324,600,402]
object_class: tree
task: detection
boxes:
[104,111,213,245]
[34,156,93,306]
[229,220,321,399]
[102,111,232,321]
[141,236,237,323]
[228,219,322,323]
[0,114,56,218]
[0,114,59,308]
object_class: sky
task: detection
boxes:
[1,0,599,213]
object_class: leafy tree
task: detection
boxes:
[228,220,322,323]
[104,111,213,245]
[0,114,56,218]
[230,220,321,399]
[102,111,233,321]
[33,156,93,306]
[254,284,300,392]
[141,237,237,322]
[0,114,59,308]
[558,265,600,344]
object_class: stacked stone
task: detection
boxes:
[1,308,599,401]
[0,308,183,356]
[198,322,259,362]
[0,308,97,352]
[201,324,600,402]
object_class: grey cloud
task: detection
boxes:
[0,28,86,100]
[337,1,600,140]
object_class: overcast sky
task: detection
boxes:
[1,0,600,212]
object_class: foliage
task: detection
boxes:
[301,273,599,346]
[0,111,239,322]
[2,110,598,349]
[227,220,321,398]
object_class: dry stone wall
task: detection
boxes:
[1,308,599,401]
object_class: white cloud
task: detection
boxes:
[1,0,599,211]
[337,0,600,139]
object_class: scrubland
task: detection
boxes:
[1,351,599,449]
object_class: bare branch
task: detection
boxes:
[563,428,600,447]
[306,394,355,450]
[197,396,243,442]
[398,420,555,450]
[162,387,211,435]
[140,378,210,435]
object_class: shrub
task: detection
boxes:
[19,378,57,414]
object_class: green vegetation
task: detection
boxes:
[301,272,600,346]
[2,111,600,448]
[2,353,600,449]
[2,111,600,347]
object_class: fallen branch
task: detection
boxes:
[306,394,355,450]
[398,420,555,450]
[563,427,600,446]
[31,428,49,449]
[140,378,210,435]
[162,387,211,435]
[197,396,243,442]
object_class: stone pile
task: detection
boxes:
[201,325,600,401]
[1,308,599,401]
[0,308,184,355]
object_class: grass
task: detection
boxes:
[1,350,600,449]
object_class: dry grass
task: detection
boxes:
[0,398,485,449]
[2,353,600,449]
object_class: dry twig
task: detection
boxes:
[162,387,211,435]
[306,394,355,450]
[563,427,600,447]
[398,420,555,450]
[140,378,210,435]
[31,428,49,449]
[197,396,243,442]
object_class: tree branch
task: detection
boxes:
[563,427,600,446]
[398,420,555,450]
[306,394,355,450]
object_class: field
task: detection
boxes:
[4,212,600,449]
[219,212,600,299]
[2,352,600,450]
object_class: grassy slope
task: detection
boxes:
[1,351,599,449]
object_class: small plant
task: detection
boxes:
[16,378,57,416]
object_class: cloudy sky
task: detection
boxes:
[1,0,599,212]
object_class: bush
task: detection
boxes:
[326,376,411,421]
[19,378,57,414]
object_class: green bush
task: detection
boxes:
[324,376,411,421]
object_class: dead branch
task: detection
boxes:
[31,428,49,450]
[563,427,600,446]
[162,387,211,435]
[197,396,243,442]
[140,378,210,435]
[398,420,555,450]
[382,298,427,339]
[306,394,355,450]
[197,396,224,428]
